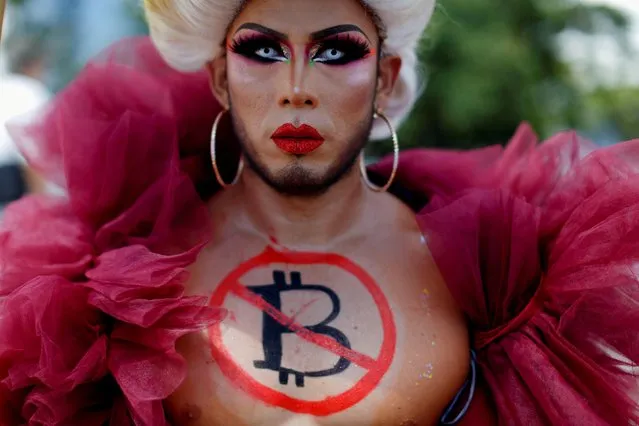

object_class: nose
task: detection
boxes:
[279,87,317,108]
[277,54,318,109]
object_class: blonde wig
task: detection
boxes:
[143,0,435,139]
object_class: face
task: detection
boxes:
[208,0,401,196]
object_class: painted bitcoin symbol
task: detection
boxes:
[209,248,397,415]
[249,270,351,387]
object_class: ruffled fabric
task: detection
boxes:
[375,125,639,425]
[0,37,225,425]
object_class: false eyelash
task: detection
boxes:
[319,33,371,52]
[312,34,373,64]
[229,33,286,62]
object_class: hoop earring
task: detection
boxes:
[211,109,244,188]
[360,110,399,192]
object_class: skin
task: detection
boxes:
[166,0,470,424]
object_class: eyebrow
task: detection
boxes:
[310,24,370,42]
[233,23,370,43]
[234,23,288,40]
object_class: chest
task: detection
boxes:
[166,237,469,426]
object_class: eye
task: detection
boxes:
[256,46,284,60]
[314,48,345,63]
[230,35,289,63]
[310,36,372,66]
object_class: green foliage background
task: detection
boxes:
[389,0,636,153]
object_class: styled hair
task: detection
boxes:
[143,0,435,139]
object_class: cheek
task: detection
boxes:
[227,55,273,88]
[319,63,376,118]
[227,57,275,130]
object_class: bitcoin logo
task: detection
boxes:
[208,247,396,415]
[249,270,351,387]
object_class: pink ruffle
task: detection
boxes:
[401,126,639,425]
[1,37,225,425]
[0,196,93,295]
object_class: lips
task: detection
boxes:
[271,123,325,155]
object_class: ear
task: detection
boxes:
[206,55,230,109]
[375,55,402,112]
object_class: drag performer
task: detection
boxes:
[1,0,637,424]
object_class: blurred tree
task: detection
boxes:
[586,86,639,141]
[387,0,632,153]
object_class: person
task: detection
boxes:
[0,30,52,210]
[0,0,637,425]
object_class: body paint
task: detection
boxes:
[208,247,397,416]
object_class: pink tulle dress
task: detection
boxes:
[1,37,637,425]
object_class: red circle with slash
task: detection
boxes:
[208,247,397,416]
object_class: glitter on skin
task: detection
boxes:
[419,288,431,318]
[419,288,431,315]
[419,363,434,380]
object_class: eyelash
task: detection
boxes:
[229,34,372,66]
[229,34,287,63]
[313,34,372,65]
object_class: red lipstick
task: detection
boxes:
[271,123,325,155]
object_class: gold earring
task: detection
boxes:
[360,110,399,192]
[211,109,244,188]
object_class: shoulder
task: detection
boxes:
[366,192,472,406]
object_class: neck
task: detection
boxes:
[234,165,371,249]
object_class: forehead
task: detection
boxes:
[229,0,379,40]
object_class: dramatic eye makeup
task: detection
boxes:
[309,33,373,65]
[229,23,374,66]
[229,33,290,63]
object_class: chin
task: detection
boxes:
[268,164,337,196]
[243,142,361,197]
[247,160,341,196]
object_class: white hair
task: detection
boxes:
[143,0,435,139]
